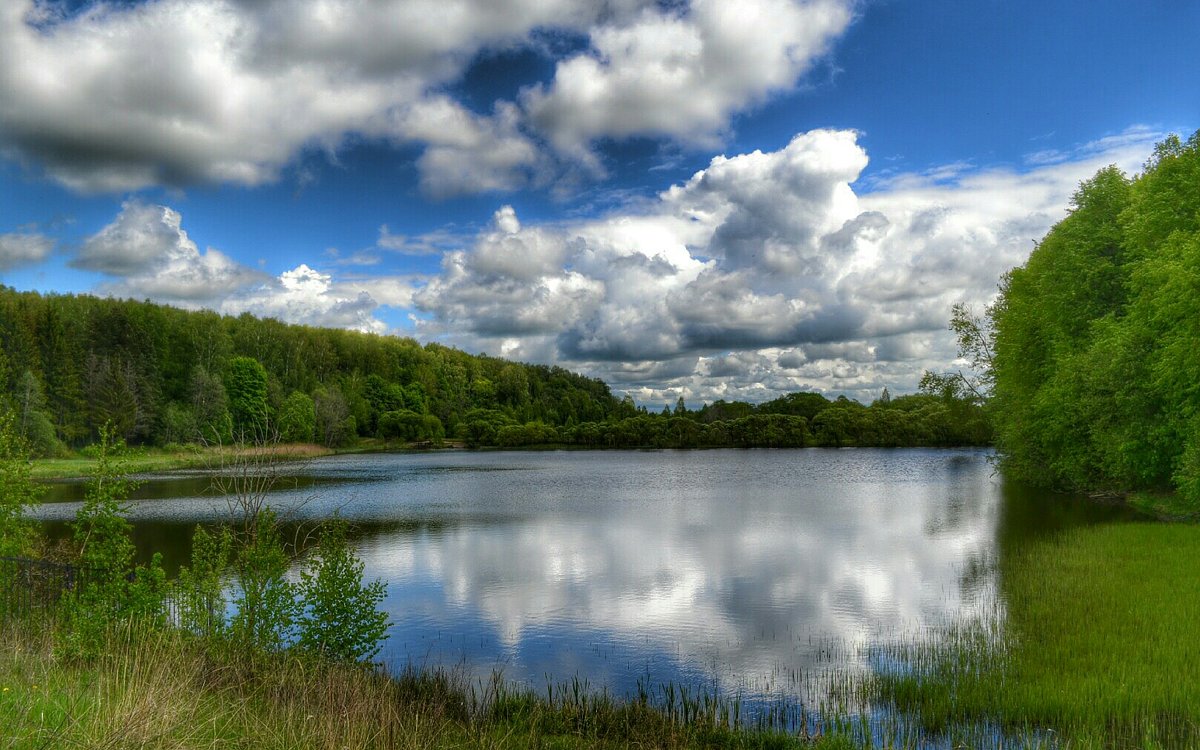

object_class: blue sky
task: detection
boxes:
[0,0,1196,404]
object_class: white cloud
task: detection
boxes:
[71,201,415,334]
[0,231,53,270]
[415,127,1164,403]
[376,224,469,259]
[0,0,621,193]
[0,0,856,195]
[74,200,265,303]
[389,97,545,197]
[222,264,395,333]
[523,0,855,166]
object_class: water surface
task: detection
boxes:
[35,448,1135,712]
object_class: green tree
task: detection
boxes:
[191,365,232,444]
[226,357,270,438]
[175,525,232,638]
[990,130,1200,497]
[229,508,298,652]
[278,390,316,443]
[14,370,61,456]
[314,386,356,447]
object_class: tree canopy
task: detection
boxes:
[990,131,1200,503]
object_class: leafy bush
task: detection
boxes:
[0,408,42,558]
[61,425,165,659]
[296,519,389,663]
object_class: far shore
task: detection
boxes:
[28,439,468,481]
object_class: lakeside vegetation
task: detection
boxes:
[872,521,1200,748]
[2,617,864,750]
[990,131,1200,511]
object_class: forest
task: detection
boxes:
[990,130,1200,505]
[0,286,989,455]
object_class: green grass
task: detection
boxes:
[0,618,859,750]
[28,438,466,480]
[30,443,340,480]
[1127,490,1200,521]
[872,521,1200,748]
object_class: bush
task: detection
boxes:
[297,519,389,663]
[0,408,42,558]
[62,425,165,659]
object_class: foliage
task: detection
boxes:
[314,385,356,447]
[225,356,269,439]
[12,369,64,456]
[62,425,165,658]
[1,617,855,750]
[158,401,198,445]
[190,365,232,443]
[277,390,316,443]
[991,130,1200,497]
[0,407,42,558]
[0,287,620,449]
[296,519,389,663]
[174,525,232,637]
[228,508,298,653]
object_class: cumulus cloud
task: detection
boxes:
[70,201,415,334]
[222,264,400,333]
[0,231,53,270]
[0,0,854,194]
[415,127,1164,403]
[523,0,855,166]
[389,98,544,197]
[74,200,265,303]
[0,0,609,192]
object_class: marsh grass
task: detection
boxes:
[869,522,1200,748]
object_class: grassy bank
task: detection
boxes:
[29,443,337,480]
[29,438,476,481]
[873,521,1200,748]
[0,618,855,750]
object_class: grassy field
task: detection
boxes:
[873,521,1200,748]
[0,618,858,750]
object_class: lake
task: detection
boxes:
[34,448,1138,723]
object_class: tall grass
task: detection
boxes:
[870,522,1200,748]
[0,616,864,749]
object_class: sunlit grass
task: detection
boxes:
[871,521,1200,748]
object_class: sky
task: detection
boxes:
[0,0,1196,406]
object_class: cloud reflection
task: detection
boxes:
[348,449,1002,699]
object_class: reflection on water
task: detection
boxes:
[33,448,1135,708]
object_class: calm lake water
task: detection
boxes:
[34,448,1137,715]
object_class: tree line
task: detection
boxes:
[988,131,1200,504]
[0,286,990,454]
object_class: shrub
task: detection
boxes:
[297,519,389,663]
